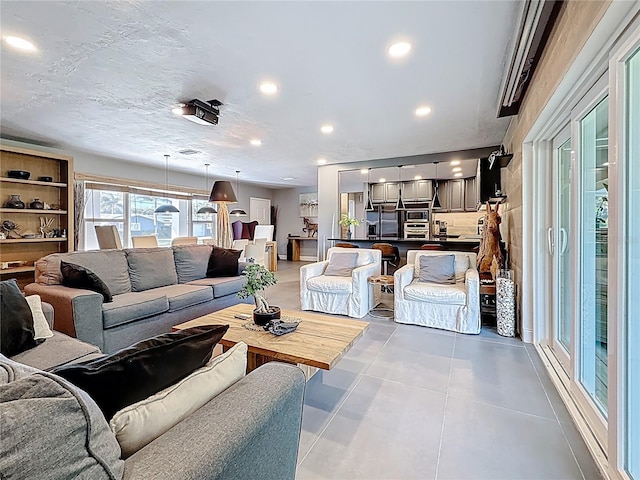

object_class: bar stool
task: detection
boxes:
[372,243,399,275]
[420,244,445,251]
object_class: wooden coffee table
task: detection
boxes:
[173,304,368,379]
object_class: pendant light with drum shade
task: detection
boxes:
[154,155,180,213]
[395,165,406,211]
[365,168,374,211]
[432,162,441,208]
[229,170,247,216]
[196,164,217,214]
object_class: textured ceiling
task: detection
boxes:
[0,1,517,187]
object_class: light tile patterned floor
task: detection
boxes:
[265,261,601,480]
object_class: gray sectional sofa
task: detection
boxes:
[6,303,306,480]
[25,245,250,353]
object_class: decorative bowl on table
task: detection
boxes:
[8,170,30,180]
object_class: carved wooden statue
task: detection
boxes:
[477,202,504,278]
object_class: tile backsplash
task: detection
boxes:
[433,212,484,236]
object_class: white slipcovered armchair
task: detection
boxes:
[300,247,382,318]
[394,250,480,334]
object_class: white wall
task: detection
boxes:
[272,186,318,259]
[1,139,275,209]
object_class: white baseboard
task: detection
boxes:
[535,344,609,479]
[276,254,318,262]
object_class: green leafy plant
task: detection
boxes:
[338,213,360,228]
[237,263,278,313]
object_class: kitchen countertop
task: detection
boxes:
[329,237,480,244]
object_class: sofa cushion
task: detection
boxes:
[152,284,214,312]
[413,252,471,283]
[11,331,101,371]
[404,281,467,305]
[110,341,247,458]
[206,246,242,277]
[0,279,37,357]
[418,254,456,284]
[324,252,358,276]
[35,250,132,295]
[126,248,178,291]
[25,295,54,340]
[0,355,124,480]
[173,244,213,283]
[61,261,113,302]
[102,291,169,329]
[187,276,246,298]
[307,275,353,294]
[52,325,229,421]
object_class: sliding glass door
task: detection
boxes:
[624,45,639,480]
[577,97,609,416]
[550,132,572,372]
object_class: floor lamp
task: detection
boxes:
[209,180,238,249]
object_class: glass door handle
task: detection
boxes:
[547,227,555,256]
[559,228,568,255]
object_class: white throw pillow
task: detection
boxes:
[25,295,54,340]
[110,341,248,457]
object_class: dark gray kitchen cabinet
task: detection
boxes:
[432,180,450,211]
[415,179,433,201]
[464,176,478,211]
[370,183,385,203]
[385,182,399,202]
[402,181,417,201]
[449,179,465,212]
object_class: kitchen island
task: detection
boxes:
[328,237,480,264]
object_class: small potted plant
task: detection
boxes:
[338,214,360,239]
[237,263,280,326]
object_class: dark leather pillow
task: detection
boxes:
[61,261,113,302]
[52,325,229,420]
[206,246,241,277]
[0,279,37,356]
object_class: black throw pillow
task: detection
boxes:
[206,246,241,277]
[51,324,229,420]
[60,261,113,302]
[0,279,37,356]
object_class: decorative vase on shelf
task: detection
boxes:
[29,198,44,209]
[5,194,25,209]
[346,231,352,239]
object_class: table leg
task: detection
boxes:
[245,351,319,380]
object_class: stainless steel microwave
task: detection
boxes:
[404,210,429,221]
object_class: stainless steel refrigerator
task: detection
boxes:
[366,205,400,240]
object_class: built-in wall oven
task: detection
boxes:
[403,221,430,239]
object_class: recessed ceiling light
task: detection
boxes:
[451,160,461,166]
[282,177,295,181]
[452,167,462,172]
[415,106,432,117]
[454,172,463,177]
[250,139,262,146]
[379,178,386,183]
[320,124,334,134]
[317,158,327,165]
[414,175,422,180]
[387,41,412,58]
[4,35,37,52]
[171,105,184,115]
[259,82,278,95]
[360,169,368,174]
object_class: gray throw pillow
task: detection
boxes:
[418,255,456,284]
[324,252,359,276]
[0,354,124,479]
[126,248,178,291]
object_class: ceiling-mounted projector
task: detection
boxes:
[173,99,222,126]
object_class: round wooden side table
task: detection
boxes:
[368,274,394,319]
